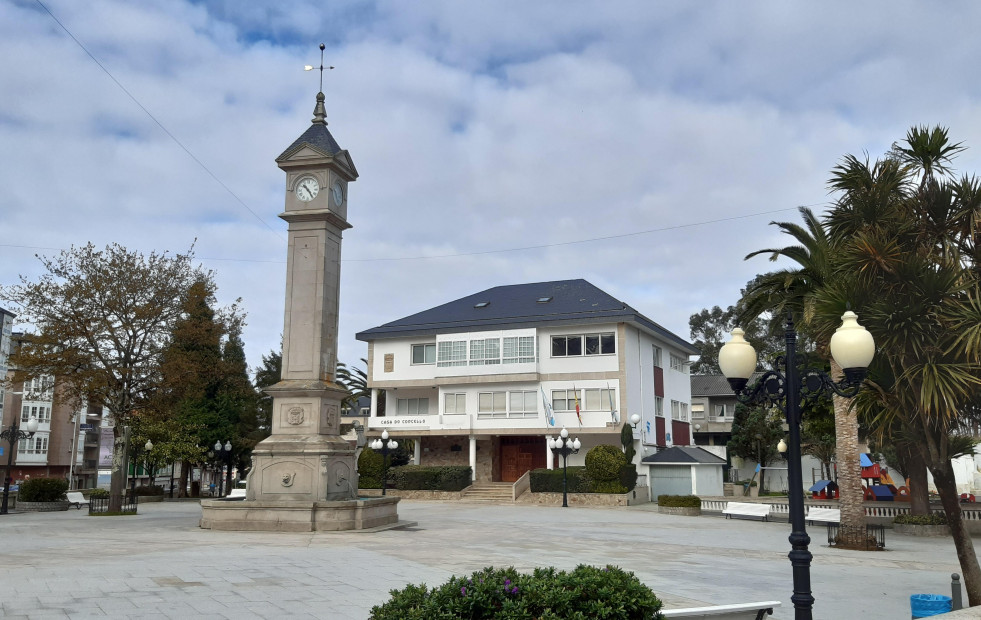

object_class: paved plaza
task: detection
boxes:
[0,499,972,619]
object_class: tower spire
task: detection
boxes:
[304,43,333,125]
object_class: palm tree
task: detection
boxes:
[828,126,981,603]
[336,358,370,413]
[739,206,871,549]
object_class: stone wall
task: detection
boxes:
[417,436,495,481]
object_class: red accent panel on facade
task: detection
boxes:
[653,367,664,397]
[654,417,666,446]
[671,420,691,446]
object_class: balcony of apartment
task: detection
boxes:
[83,431,100,447]
[16,450,49,465]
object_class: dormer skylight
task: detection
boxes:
[537,297,553,303]
[474,302,489,308]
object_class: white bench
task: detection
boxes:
[806,507,840,525]
[722,502,771,522]
[66,492,90,509]
[662,601,780,619]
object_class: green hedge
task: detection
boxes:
[585,444,627,482]
[619,465,639,492]
[134,485,165,496]
[529,467,588,493]
[894,512,947,525]
[18,477,68,502]
[657,494,701,508]
[391,465,472,491]
[369,565,663,620]
[89,488,110,498]
[358,448,386,489]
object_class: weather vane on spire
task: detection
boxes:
[304,43,334,93]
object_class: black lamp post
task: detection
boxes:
[548,427,581,508]
[1,416,39,515]
[213,440,232,498]
[719,310,874,620]
[370,430,398,496]
[130,439,153,495]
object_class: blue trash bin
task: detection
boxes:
[911,593,952,618]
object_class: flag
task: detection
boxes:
[541,387,555,427]
[607,382,617,423]
[573,385,583,426]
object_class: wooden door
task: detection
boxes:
[499,437,545,482]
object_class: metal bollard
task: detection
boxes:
[952,573,963,611]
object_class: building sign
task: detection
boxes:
[373,417,428,429]
[98,427,115,467]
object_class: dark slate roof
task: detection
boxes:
[277,123,342,161]
[690,373,764,397]
[641,446,727,465]
[356,279,698,354]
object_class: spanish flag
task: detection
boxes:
[573,386,583,426]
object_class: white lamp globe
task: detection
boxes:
[555,438,564,449]
[145,440,154,451]
[390,440,398,450]
[224,441,232,451]
[629,414,641,426]
[26,416,39,433]
[830,311,875,372]
[560,427,569,439]
[381,429,389,440]
[572,438,581,450]
[719,328,758,380]
[548,438,556,449]
[777,438,788,453]
[214,441,222,451]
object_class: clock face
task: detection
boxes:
[295,176,320,202]
[331,182,344,206]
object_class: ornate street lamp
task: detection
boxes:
[214,440,232,498]
[130,439,155,496]
[1,416,39,515]
[719,310,874,620]
[370,429,398,496]
[548,427,581,508]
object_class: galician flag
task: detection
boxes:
[541,387,555,427]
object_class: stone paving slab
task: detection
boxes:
[0,500,971,619]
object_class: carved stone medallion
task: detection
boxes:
[286,406,305,426]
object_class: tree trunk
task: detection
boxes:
[178,460,191,498]
[830,360,866,548]
[109,434,126,512]
[907,445,930,516]
[930,460,981,606]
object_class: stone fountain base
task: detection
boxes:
[199,496,402,532]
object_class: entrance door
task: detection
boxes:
[499,436,546,482]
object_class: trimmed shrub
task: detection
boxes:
[358,447,386,489]
[369,565,663,620]
[133,485,165,496]
[894,512,947,526]
[391,465,472,491]
[89,489,110,498]
[18,477,69,502]
[585,444,627,482]
[619,464,639,491]
[529,467,587,493]
[591,480,629,494]
[658,494,701,508]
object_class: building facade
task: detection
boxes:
[0,308,14,429]
[2,333,103,489]
[356,280,698,483]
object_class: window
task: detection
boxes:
[437,340,467,367]
[551,389,580,411]
[411,343,436,365]
[652,346,662,368]
[552,333,615,357]
[478,392,507,418]
[503,336,535,364]
[670,353,689,373]
[470,338,501,365]
[19,434,48,454]
[21,405,29,422]
[508,391,537,417]
[654,396,664,417]
[584,388,614,411]
[671,400,689,422]
[714,404,729,418]
[396,398,429,415]
[691,404,705,419]
[444,393,466,414]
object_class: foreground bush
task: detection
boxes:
[894,512,947,526]
[391,465,472,491]
[369,565,663,619]
[586,445,629,493]
[133,485,165,496]
[529,467,588,493]
[657,494,701,508]
[18,477,69,502]
[89,488,110,498]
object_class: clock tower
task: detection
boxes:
[247,90,360,503]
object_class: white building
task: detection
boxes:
[356,279,698,483]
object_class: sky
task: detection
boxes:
[3,0,981,377]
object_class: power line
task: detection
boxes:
[33,0,284,241]
[0,203,828,265]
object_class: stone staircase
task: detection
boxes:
[460,481,514,503]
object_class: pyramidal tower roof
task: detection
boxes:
[276,91,342,161]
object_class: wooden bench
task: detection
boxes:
[806,507,840,525]
[722,502,771,522]
[662,600,780,619]
[66,492,90,510]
